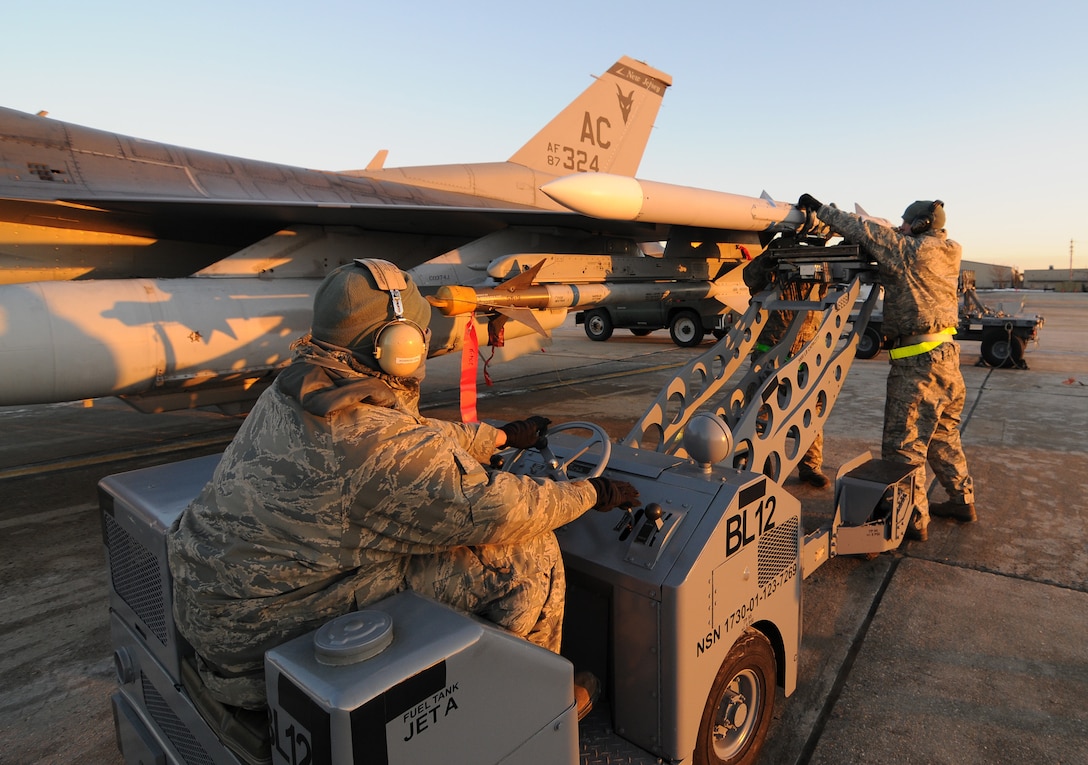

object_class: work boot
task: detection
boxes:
[574,671,601,721]
[930,500,977,523]
[905,510,928,542]
[798,466,830,489]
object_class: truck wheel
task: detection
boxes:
[630,328,653,337]
[855,325,884,360]
[981,331,1025,368]
[670,310,704,347]
[583,309,614,341]
[693,628,776,765]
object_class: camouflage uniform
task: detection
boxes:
[167,342,596,708]
[814,206,975,525]
[744,260,825,476]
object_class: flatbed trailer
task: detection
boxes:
[854,270,1044,368]
[101,245,922,765]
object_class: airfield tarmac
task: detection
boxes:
[0,290,1085,764]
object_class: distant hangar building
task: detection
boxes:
[962,259,1087,292]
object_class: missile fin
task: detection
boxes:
[496,259,547,292]
[854,204,894,227]
[492,306,550,337]
[710,261,757,314]
[365,150,388,171]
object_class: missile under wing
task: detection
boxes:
[0,57,675,409]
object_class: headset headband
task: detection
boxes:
[355,258,408,318]
[351,258,427,376]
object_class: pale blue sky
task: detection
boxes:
[5,0,1085,271]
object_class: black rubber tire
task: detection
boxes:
[693,628,777,765]
[981,330,1026,368]
[629,328,654,337]
[583,309,614,341]
[855,325,884,360]
[669,309,704,347]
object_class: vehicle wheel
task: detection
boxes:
[583,309,613,341]
[855,325,884,359]
[981,331,1025,368]
[669,310,704,347]
[693,628,776,765]
[630,328,654,337]
[712,328,728,340]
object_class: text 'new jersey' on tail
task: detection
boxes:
[508,56,671,178]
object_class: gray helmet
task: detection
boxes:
[311,261,430,355]
[902,200,945,235]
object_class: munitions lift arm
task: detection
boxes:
[622,243,917,572]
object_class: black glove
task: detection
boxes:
[742,251,779,292]
[797,193,822,212]
[500,416,551,449]
[588,477,640,512]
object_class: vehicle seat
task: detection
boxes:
[180,655,271,765]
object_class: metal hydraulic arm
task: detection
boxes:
[620,244,923,572]
[622,245,879,480]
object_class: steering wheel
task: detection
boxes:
[499,421,612,480]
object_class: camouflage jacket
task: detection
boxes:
[167,346,596,682]
[816,205,961,341]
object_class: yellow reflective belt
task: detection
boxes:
[889,327,957,359]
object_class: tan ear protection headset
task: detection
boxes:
[909,200,944,235]
[353,258,428,376]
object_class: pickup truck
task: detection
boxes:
[577,300,731,347]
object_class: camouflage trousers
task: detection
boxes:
[882,342,975,524]
[800,431,823,473]
[188,532,567,709]
[404,531,566,653]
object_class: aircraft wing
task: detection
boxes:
[4,194,669,248]
[0,56,685,408]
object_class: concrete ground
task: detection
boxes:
[0,290,1084,764]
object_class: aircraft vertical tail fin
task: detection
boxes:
[508,56,672,177]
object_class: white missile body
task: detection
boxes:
[485,252,738,284]
[541,173,807,232]
[0,275,567,407]
[0,278,315,406]
[429,261,753,318]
